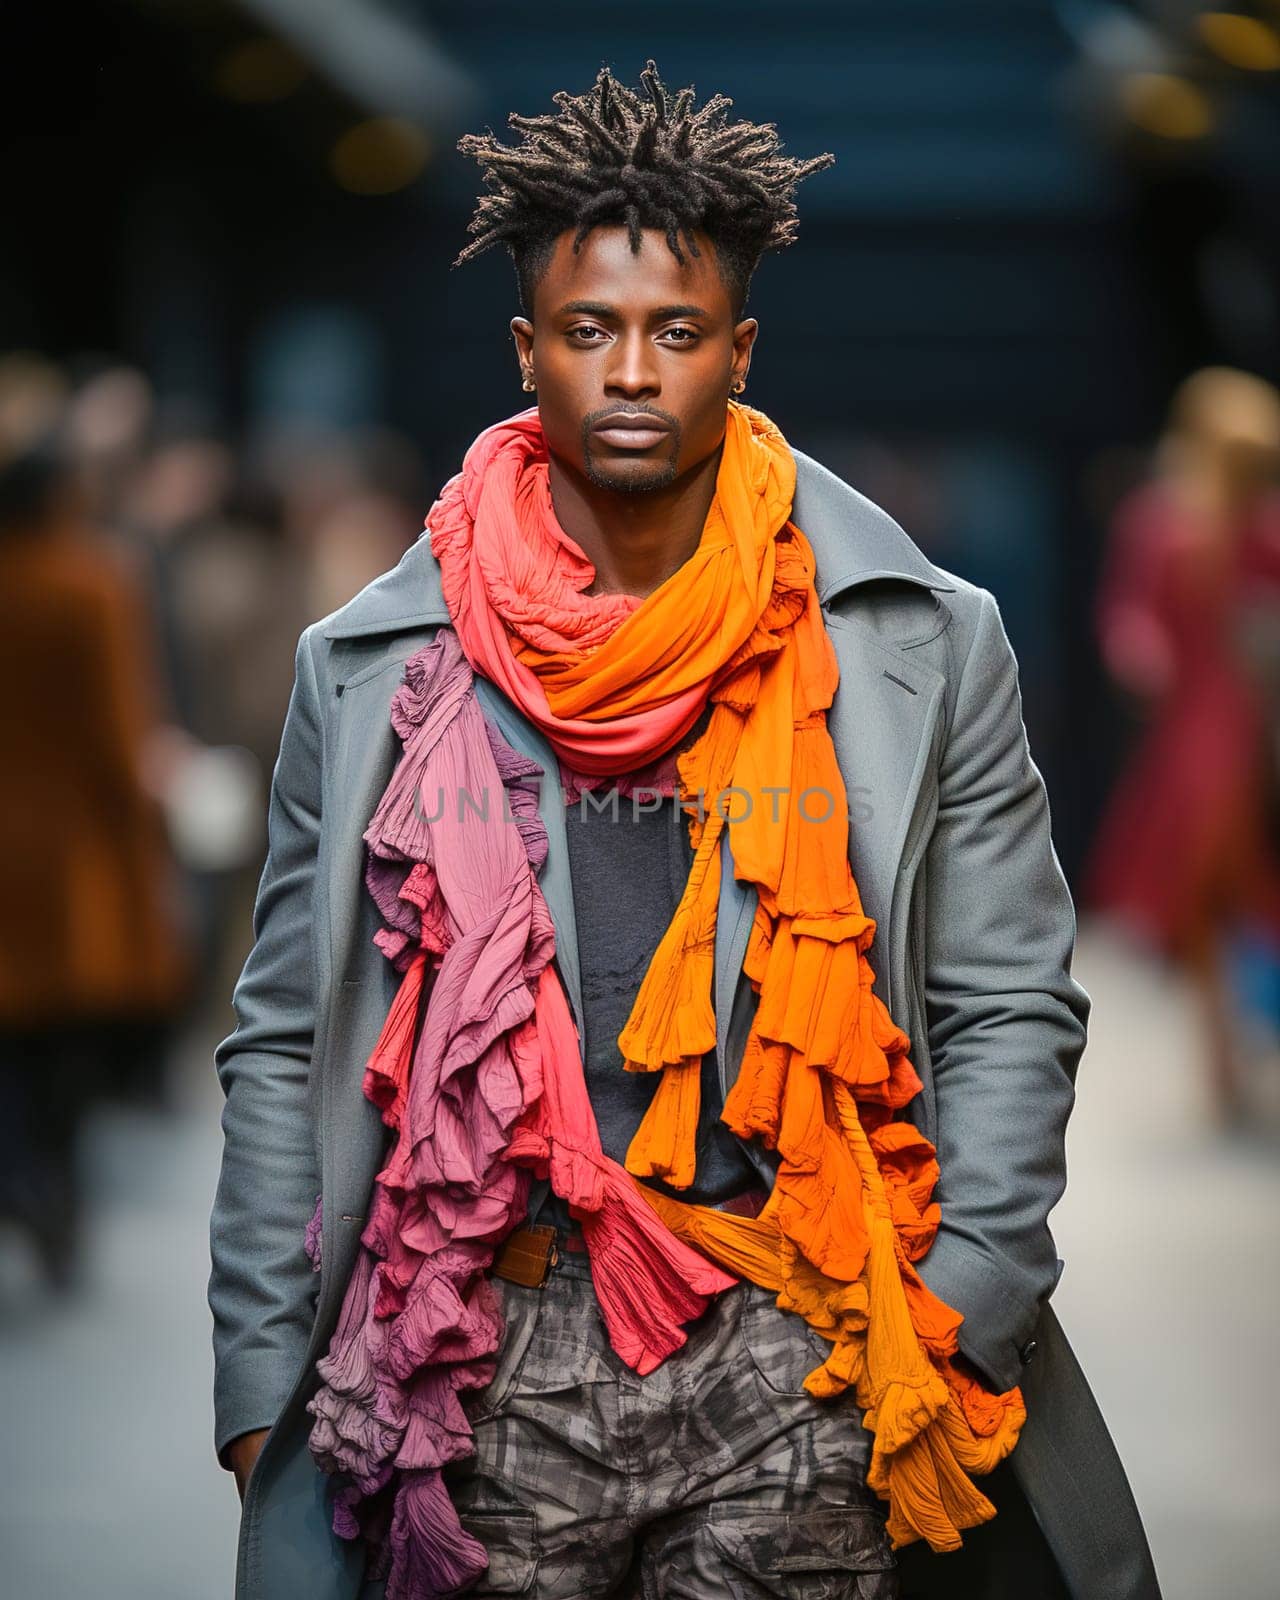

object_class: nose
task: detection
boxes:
[604,330,660,401]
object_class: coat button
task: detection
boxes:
[1019,1338,1038,1365]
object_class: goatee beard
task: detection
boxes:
[579,406,682,494]
[581,452,680,493]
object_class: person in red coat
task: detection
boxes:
[1085,366,1280,1124]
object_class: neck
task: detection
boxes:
[546,445,722,598]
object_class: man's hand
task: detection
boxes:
[228,1429,270,1503]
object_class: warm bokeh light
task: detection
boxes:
[213,37,308,104]
[1197,12,1280,71]
[1121,72,1215,140]
[330,118,430,196]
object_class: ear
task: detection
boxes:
[731,318,758,391]
[511,316,534,386]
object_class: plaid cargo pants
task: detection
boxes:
[361,1244,900,1598]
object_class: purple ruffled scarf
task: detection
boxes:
[303,630,731,1596]
[304,631,551,1593]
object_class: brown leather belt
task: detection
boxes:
[490,1222,562,1288]
[491,1187,769,1289]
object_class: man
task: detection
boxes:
[210,64,1162,1600]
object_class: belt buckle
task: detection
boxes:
[492,1223,560,1288]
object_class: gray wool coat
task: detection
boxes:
[209,450,1163,1600]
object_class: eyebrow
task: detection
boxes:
[556,300,713,321]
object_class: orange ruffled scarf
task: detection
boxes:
[429,401,1025,1551]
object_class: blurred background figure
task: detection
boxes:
[108,412,288,1021]
[1085,368,1280,1126]
[256,420,426,624]
[0,354,192,1287]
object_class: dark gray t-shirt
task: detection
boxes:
[549,785,760,1212]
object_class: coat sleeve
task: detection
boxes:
[914,587,1089,1395]
[208,624,325,1465]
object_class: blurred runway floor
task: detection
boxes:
[0,921,1276,1598]
[1053,918,1280,1600]
[0,1039,239,1600]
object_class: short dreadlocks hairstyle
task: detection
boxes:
[455,61,833,315]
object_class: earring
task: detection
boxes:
[731,377,746,394]
[521,372,536,393]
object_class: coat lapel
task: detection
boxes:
[321,649,424,1231]
[825,619,947,1014]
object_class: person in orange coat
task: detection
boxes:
[0,358,191,1285]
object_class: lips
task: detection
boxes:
[590,413,673,451]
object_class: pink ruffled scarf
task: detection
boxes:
[305,630,734,1597]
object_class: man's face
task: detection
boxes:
[511,226,757,494]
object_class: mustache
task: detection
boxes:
[581,403,681,431]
